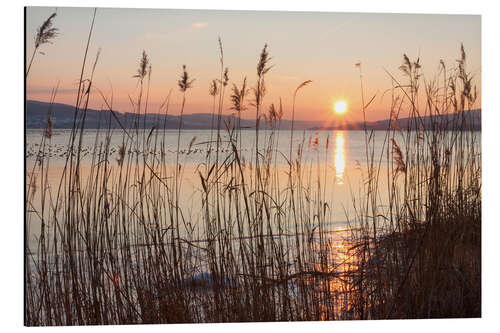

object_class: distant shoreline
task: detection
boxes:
[25,100,481,131]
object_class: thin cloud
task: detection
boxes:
[191,22,208,29]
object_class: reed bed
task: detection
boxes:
[25,11,480,325]
[343,48,481,319]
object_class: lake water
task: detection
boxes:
[24,127,482,323]
[25,128,481,251]
[26,128,389,168]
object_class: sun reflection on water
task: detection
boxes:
[310,227,358,320]
[333,132,346,184]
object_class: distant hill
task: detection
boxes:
[311,109,481,131]
[26,100,481,131]
[25,100,321,130]
[372,109,480,130]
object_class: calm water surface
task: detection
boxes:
[26,129,480,250]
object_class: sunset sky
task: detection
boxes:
[26,6,481,122]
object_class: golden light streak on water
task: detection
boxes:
[334,132,345,185]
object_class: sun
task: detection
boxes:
[334,100,347,115]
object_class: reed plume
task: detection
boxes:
[27,12,59,77]
[134,50,150,80]
[209,79,219,97]
[178,65,195,92]
[230,77,248,114]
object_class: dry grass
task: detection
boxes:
[25,9,481,325]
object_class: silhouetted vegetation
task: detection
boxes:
[25,9,480,325]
